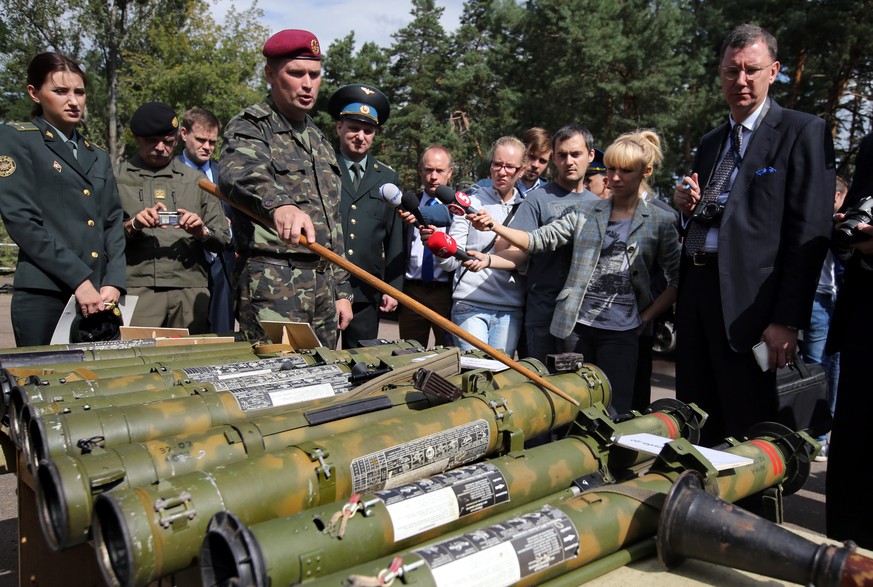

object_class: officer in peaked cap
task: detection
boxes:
[327,84,391,127]
[328,84,403,349]
[584,147,610,199]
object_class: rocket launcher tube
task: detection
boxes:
[199,402,701,587]
[22,343,448,462]
[92,367,611,587]
[285,431,812,587]
[35,350,468,549]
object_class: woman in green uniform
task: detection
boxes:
[0,52,126,346]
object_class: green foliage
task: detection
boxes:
[2,0,872,196]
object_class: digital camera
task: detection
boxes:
[833,196,873,247]
[690,200,725,226]
[158,211,181,226]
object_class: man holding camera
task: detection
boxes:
[826,132,873,548]
[672,24,834,445]
[117,101,229,333]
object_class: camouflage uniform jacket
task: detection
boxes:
[218,98,351,300]
[116,155,230,288]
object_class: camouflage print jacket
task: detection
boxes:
[218,98,351,299]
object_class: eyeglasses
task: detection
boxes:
[719,63,775,81]
[491,161,521,173]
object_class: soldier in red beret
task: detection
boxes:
[218,30,354,347]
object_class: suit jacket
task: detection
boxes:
[529,197,681,339]
[337,151,404,305]
[0,117,126,294]
[686,99,835,351]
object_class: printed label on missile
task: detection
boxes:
[377,462,510,541]
[414,505,580,587]
[181,355,308,382]
[350,420,491,494]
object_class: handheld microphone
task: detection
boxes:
[427,231,474,262]
[399,191,427,227]
[434,185,479,216]
[378,183,403,208]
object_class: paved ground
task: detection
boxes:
[0,276,828,586]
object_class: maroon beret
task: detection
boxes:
[262,29,321,60]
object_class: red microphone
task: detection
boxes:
[434,185,477,216]
[427,232,474,262]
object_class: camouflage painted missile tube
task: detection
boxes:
[91,367,610,587]
[291,430,814,587]
[35,349,485,549]
[0,340,252,368]
[199,402,704,587]
[25,346,458,468]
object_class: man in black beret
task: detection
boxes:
[115,101,230,333]
[328,84,403,348]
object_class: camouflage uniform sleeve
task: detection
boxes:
[218,109,294,221]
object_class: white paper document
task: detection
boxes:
[613,432,755,471]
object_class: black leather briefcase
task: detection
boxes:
[775,360,832,438]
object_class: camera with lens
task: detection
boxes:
[690,200,725,226]
[833,196,873,247]
[158,211,180,226]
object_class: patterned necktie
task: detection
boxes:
[685,123,744,256]
[351,162,363,191]
[421,198,437,281]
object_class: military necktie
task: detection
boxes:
[351,162,363,191]
[685,123,744,256]
[65,139,78,161]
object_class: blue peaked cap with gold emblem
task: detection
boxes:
[327,84,391,126]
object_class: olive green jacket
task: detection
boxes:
[0,118,126,294]
[116,156,229,288]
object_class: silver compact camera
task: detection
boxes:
[158,211,181,226]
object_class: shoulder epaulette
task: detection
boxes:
[7,121,38,131]
[375,159,395,172]
[242,102,272,120]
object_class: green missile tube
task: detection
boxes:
[35,356,546,550]
[0,340,253,369]
[91,367,611,587]
[20,347,442,464]
[277,427,814,587]
[199,401,705,587]
[2,349,259,432]
[7,355,315,444]
[26,346,458,468]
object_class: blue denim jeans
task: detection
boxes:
[799,291,840,441]
[452,301,523,357]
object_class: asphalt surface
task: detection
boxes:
[0,277,828,587]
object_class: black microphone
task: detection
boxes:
[378,183,403,208]
[399,191,427,226]
[427,231,474,262]
[433,185,479,216]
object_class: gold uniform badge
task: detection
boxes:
[155,189,166,199]
[0,156,16,177]
[53,161,62,173]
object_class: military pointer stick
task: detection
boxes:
[198,178,580,406]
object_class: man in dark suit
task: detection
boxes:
[177,107,235,333]
[825,132,873,548]
[673,24,835,445]
[328,85,404,349]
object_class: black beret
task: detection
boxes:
[327,84,391,126]
[130,102,179,137]
[263,29,321,60]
